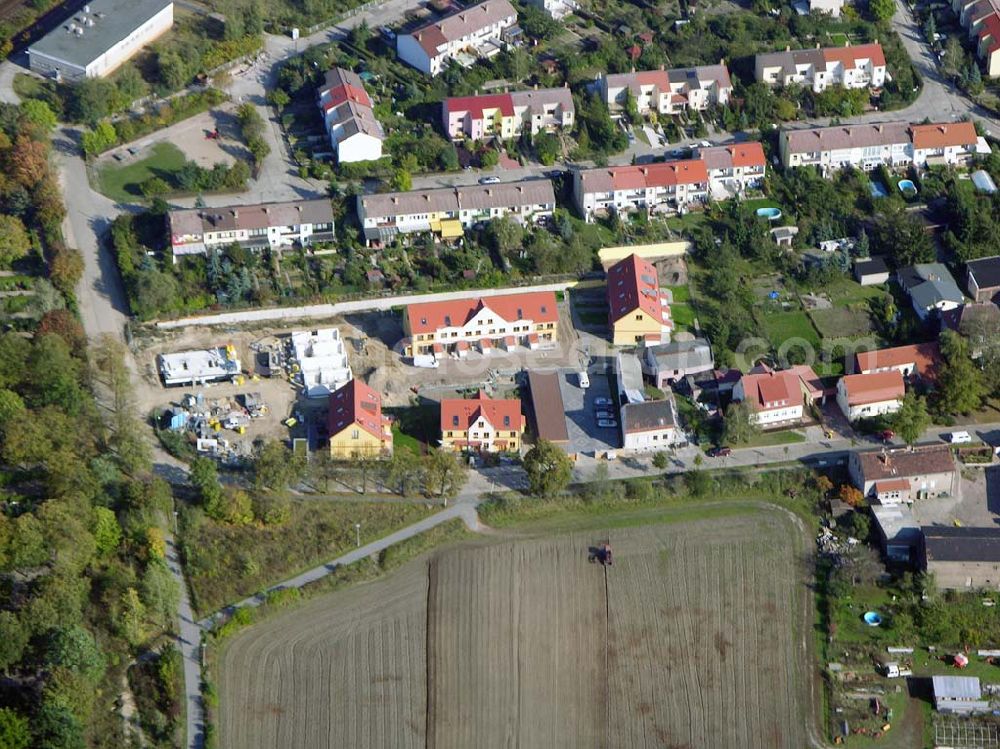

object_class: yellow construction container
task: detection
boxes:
[234,375,245,385]
[235,426,246,434]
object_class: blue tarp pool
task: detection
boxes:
[863,611,882,627]
[869,181,888,198]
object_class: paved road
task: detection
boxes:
[155,278,580,328]
[166,535,206,749]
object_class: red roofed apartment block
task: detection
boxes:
[440,391,524,453]
[606,253,673,345]
[403,291,559,359]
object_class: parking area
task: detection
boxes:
[558,360,620,456]
[912,466,1000,528]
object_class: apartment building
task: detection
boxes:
[755,43,886,93]
[357,181,555,244]
[402,290,559,359]
[28,0,173,81]
[396,0,517,75]
[606,253,673,345]
[168,200,335,260]
[317,68,384,163]
[572,143,765,221]
[836,370,905,421]
[442,87,574,141]
[952,0,1000,77]
[597,64,733,116]
[778,120,979,172]
[440,391,525,453]
[573,160,708,222]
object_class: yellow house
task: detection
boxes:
[327,379,393,459]
[607,253,673,346]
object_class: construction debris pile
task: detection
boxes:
[161,391,269,459]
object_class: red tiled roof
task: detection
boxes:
[840,371,905,406]
[821,42,886,68]
[854,342,940,379]
[445,93,515,120]
[739,370,799,410]
[440,391,524,434]
[607,160,709,191]
[607,253,666,324]
[322,83,372,110]
[406,291,558,335]
[874,478,911,493]
[910,121,978,150]
[327,379,389,443]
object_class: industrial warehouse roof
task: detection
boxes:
[854,445,956,481]
[932,675,982,700]
[525,370,569,444]
[924,527,1000,563]
[359,181,555,218]
[29,0,172,68]
[168,199,334,237]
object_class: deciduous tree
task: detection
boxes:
[892,391,931,445]
[0,215,30,267]
[523,439,573,497]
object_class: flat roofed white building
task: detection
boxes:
[291,329,352,398]
[29,0,174,81]
[158,346,241,386]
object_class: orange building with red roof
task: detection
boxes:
[606,254,673,345]
[327,379,393,459]
[403,290,559,359]
[440,391,524,453]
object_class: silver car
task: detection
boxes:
[597,419,618,428]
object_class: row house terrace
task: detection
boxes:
[442,86,574,141]
[754,42,887,93]
[597,64,732,116]
[952,0,1000,76]
[573,160,709,222]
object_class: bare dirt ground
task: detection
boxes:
[98,106,243,169]
[217,510,811,749]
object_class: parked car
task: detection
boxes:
[707,446,732,457]
[578,371,590,388]
[593,396,613,407]
[597,419,618,428]
[479,176,501,185]
[595,410,615,420]
[945,431,973,444]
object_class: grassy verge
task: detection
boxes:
[180,497,439,615]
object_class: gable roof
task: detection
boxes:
[606,253,664,324]
[360,180,555,219]
[169,199,334,238]
[968,255,1000,289]
[406,290,558,335]
[645,339,714,372]
[622,398,676,434]
[697,142,766,171]
[854,256,889,276]
[898,263,965,308]
[406,0,516,58]
[839,371,905,405]
[445,93,515,119]
[440,391,523,433]
[738,369,799,410]
[327,379,388,441]
[853,445,956,482]
[854,341,940,379]
[910,121,978,150]
[577,159,709,194]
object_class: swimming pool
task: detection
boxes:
[755,207,782,220]
[869,181,888,198]
[897,179,918,195]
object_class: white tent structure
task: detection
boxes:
[291,329,352,397]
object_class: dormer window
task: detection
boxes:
[452,415,459,427]
[503,415,510,427]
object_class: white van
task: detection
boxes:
[947,431,972,444]
[578,371,590,388]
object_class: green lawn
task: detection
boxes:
[821,277,889,308]
[809,307,875,338]
[391,425,421,456]
[576,310,607,326]
[385,404,438,453]
[665,284,690,303]
[95,142,188,202]
[670,302,696,331]
[762,310,821,351]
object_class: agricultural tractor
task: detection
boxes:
[589,543,613,566]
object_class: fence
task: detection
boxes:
[302,0,383,35]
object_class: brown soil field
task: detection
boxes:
[218,510,811,749]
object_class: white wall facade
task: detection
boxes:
[836,388,902,421]
[623,426,678,450]
[335,131,383,163]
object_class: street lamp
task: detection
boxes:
[354,523,361,548]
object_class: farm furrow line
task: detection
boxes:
[746,541,762,749]
[425,557,438,749]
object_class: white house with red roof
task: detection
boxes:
[396,0,517,76]
[953,0,1000,77]
[606,254,673,345]
[442,87,574,141]
[572,144,765,221]
[402,290,559,359]
[755,43,887,93]
[733,364,825,426]
[597,64,732,116]
[440,391,524,453]
[836,370,906,421]
[317,68,384,163]
[327,379,393,459]
[853,341,940,381]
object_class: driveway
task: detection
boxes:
[559,363,619,456]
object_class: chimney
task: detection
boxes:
[876,124,882,132]
[232,209,238,218]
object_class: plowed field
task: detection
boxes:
[219,510,810,748]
